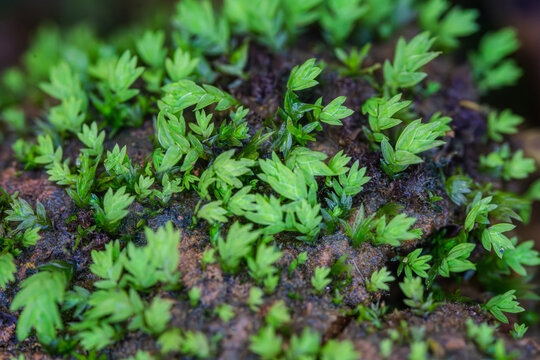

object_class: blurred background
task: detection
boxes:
[0,0,174,69]
[1,0,539,125]
[0,0,539,108]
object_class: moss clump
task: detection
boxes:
[0,0,539,359]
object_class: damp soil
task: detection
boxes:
[0,41,539,359]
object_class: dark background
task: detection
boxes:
[0,0,174,69]
[1,0,539,121]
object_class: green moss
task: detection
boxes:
[0,0,538,358]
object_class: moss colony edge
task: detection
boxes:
[0,0,539,359]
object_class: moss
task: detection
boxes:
[0,1,538,359]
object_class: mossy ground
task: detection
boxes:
[1,37,538,359]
